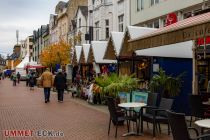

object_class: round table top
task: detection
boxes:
[118,102,146,108]
[195,119,210,128]
[203,101,210,105]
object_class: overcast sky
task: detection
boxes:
[0,0,68,56]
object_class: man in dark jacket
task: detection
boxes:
[54,69,66,102]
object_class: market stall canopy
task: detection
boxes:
[25,61,46,69]
[16,54,29,69]
[129,11,210,51]
[83,44,90,63]
[136,41,193,58]
[80,48,85,64]
[104,32,124,60]
[72,48,77,66]
[75,45,82,63]
[88,41,116,64]
[104,26,157,60]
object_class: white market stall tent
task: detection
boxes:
[75,45,82,64]
[87,41,117,74]
[104,26,157,60]
[135,41,193,58]
[82,44,90,63]
[15,54,30,76]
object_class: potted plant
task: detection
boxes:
[149,68,185,98]
[95,73,139,103]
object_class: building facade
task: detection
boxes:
[67,0,88,44]
[33,25,48,62]
[6,45,21,70]
[88,0,131,41]
[56,1,68,43]
[130,0,210,28]
[88,0,113,41]
[112,0,130,32]
[70,6,88,45]
[42,25,50,48]
[49,14,58,44]
[0,55,6,70]
[20,36,33,61]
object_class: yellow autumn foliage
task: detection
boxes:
[40,40,72,67]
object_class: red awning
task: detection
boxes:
[25,65,46,69]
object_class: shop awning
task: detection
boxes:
[104,32,124,60]
[135,41,193,58]
[75,45,82,63]
[129,12,210,52]
[104,26,157,60]
[88,41,116,64]
[83,44,90,63]
[25,65,46,69]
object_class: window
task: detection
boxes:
[150,0,159,6]
[147,23,153,28]
[147,20,159,28]
[154,20,159,28]
[183,12,192,19]
[95,21,99,40]
[118,15,124,32]
[162,18,166,27]
[137,0,144,11]
[105,19,109,39]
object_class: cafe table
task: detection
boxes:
[195,119,210,129]
[118,102,146,136]
[203,101,210,106]
[195,119,210,134]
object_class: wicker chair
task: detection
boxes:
[167,111,210,140]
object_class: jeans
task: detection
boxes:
[44,88,51,101]
[57,89,64,101]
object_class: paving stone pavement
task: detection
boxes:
[0,79,172,140]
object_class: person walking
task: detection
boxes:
[40,68,53,103]
[54,69,66,103]
[29,73,35,90]
[2,72,5,80]
[17,72,21,84]
[26,73,30,86]
[0,71,2,81]
[12,72,17,86]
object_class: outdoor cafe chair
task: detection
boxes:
[167,111,210,140]
[140,98,173,137]
[107,97,139,138]
[189,95,210,126]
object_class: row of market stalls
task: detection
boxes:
[72,23,198,114]
[126,11,210,114]
[72,41,117,83]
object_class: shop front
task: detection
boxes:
[129,11,210,95]
[128,11,210,114]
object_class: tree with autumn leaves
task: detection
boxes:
[40,40,72,69]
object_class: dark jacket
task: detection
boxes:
[54,72,66,90]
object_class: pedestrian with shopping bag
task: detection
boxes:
[54,69,66,103]
[40,68,53,103]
